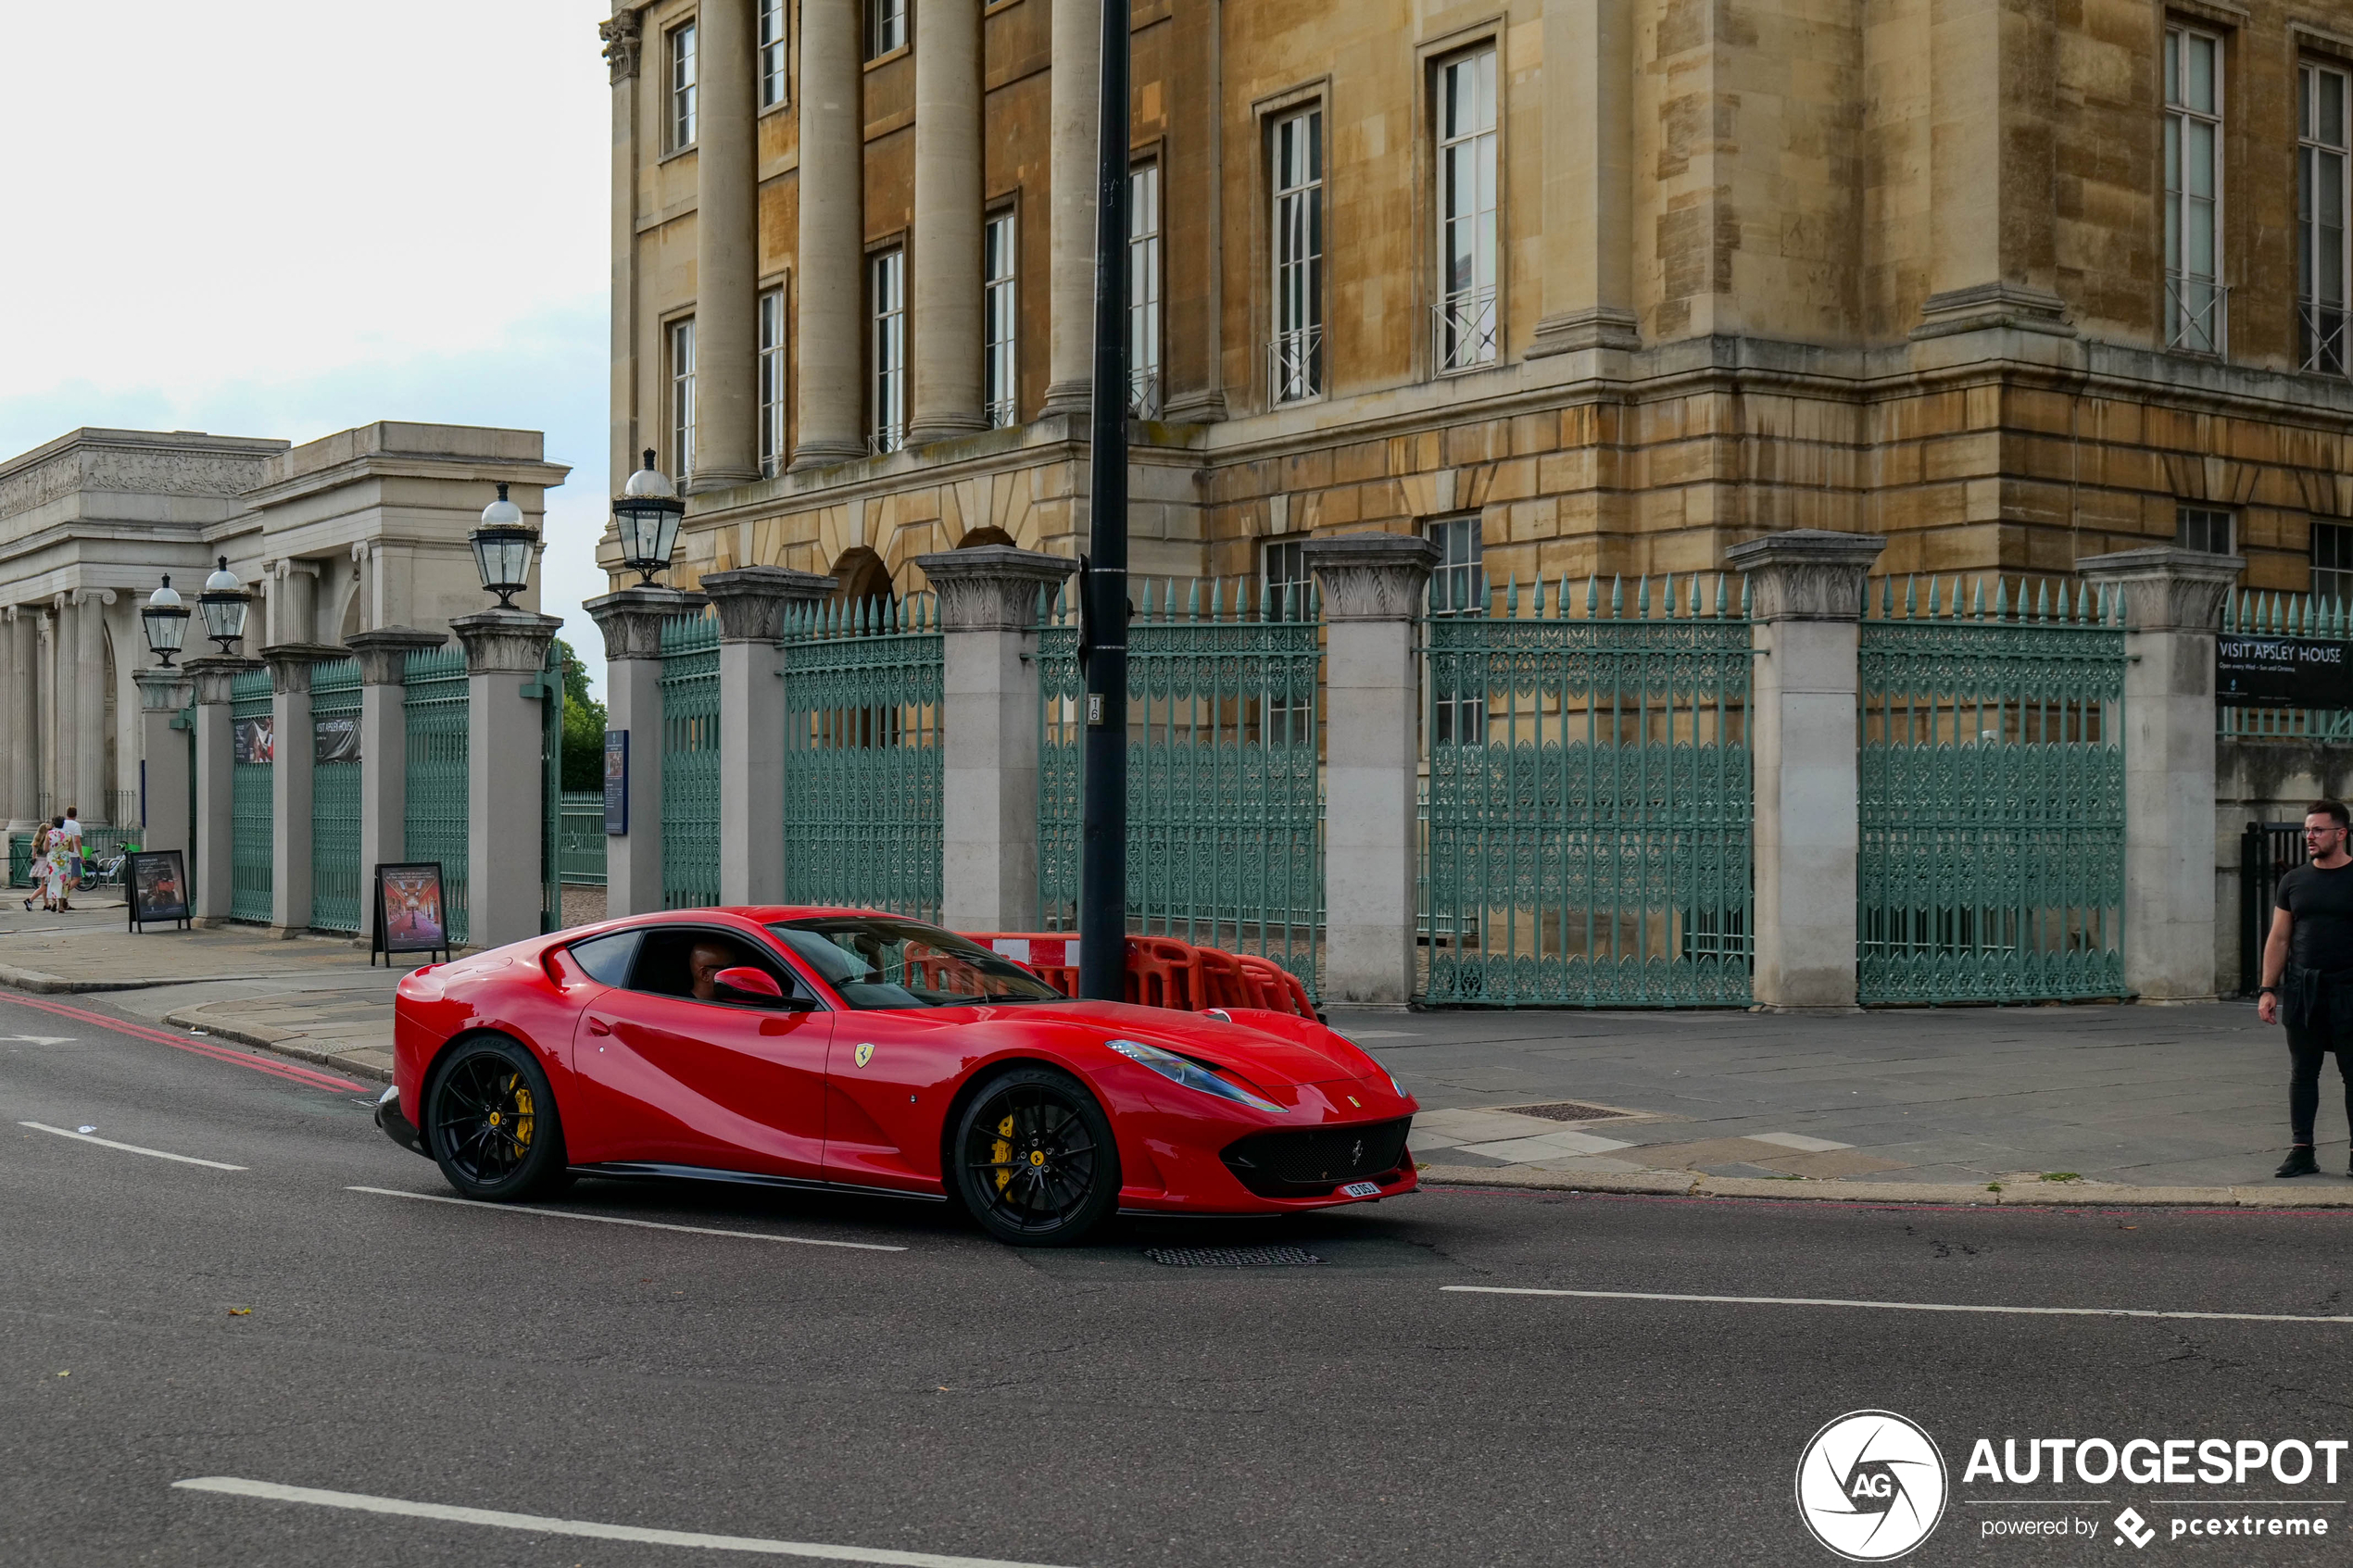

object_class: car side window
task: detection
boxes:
[566,932,641,987]
[626,926,800,1006]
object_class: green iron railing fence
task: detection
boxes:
[403,645,470,946]
[309,656,363,933]
[1038,577,1324,994]
[1857,575,2126,1004]
[559,791,608,886]
[230,669,274,922]
[661,612,722,909]
[2217,590,2353,739]
[1419,573,1753,1007]
[783,594,943,920]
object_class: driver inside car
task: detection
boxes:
[687,939,743,1001]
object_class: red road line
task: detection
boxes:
[0,991,368,1094]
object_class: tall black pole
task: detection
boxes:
[1077,0,1131,1002]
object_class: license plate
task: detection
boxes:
[1340,1180,1381,1198]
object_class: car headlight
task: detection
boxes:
[1388,1071,1409,1099]
[1107,1038,1287,1113]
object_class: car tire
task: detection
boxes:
[950,1065,1121,1248]
[424,1035,571,1202]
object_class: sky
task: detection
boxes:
[2,1,617,694]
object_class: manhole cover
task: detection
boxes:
[1502,1101,1629,1123]
[1144,1245,1325,1268]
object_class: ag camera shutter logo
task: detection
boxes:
[1795,1411,1949,1561]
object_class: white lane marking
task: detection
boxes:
[0,1034,77,1046]
[1442,1286,2353,1324]
[19,1122,246,1171]
[171,1477,1076,1567]
[1749,1131,1853,1152]
[1345,1030,1419,1040]
[346,1186,906,1251]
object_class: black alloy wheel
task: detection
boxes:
[425,1035,572,1201]
[951,1066,1121,1247]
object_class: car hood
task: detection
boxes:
[1001,999,1375,1088]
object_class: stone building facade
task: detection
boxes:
[601,0,2353,605]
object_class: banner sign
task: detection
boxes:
[2216,633,2353,709]
[314,714,360,765]
[371,861,452,965]
[233,714,275,764]
[127,849,191,933]
[604,729,629,835]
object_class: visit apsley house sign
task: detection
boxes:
[2216,633,2353,709]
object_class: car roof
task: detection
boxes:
[560,905,903,941]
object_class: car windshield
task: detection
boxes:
[767,918,1065,1010]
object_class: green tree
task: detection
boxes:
[555,638,609,791]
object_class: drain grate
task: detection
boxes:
[1502,1101,1629,1123]
[1144,1244,1325,1268]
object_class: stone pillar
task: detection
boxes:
[349,629,447,898]
[1303,533,1441,1006]
[703,566,836,904]
[1916,0,2068,335]
[262,643,345,935]
[50,596,76,819]
[186,657,259,922]
[1041,0,1101,416]
[450,608,564,949]
[1723,530,1886,1010]
[916,546,1075,929]
[9,608,38,829]
[603,8,647,497]
[273,560,320,646]
[790,0,869,469]
[1527,0,1640,356]
[587,586,695,915]
[908,0,986,443]
[693,0,761,488]
[73,589,110,824]
[133,668,194,868]
[2079,546,2241,1001]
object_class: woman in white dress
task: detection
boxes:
[22,822,51,913]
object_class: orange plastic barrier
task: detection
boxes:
[963,931,1315,1019]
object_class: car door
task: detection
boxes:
[573,922,833,1179]
[821,1009,975,1194]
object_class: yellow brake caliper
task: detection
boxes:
[510,1077,535,1150]
[992,1113,1014,1193]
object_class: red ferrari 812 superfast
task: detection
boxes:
[374,908,1419,1245]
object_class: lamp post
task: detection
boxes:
[613,450,686,586]
[197,557,251,654]
[469,483,539,608]
[141,575,191,667]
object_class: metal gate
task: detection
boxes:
[1420,575,1754,1006]
[1857,577,2126,1003]
[309,656,362,933]
[229,668,273,922]
[403,645,470,946]
[783,595,943,920]
[660,611,720,909]
[559,792,608,886]
[1038,578,1324,992]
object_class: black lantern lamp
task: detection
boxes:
[140,574,191,667]
[613,449,686,586]
[197,556,251,654]
[469,482,538,609]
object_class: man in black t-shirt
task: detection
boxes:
[2258,798,2353,1177]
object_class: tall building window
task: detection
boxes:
[669,317,697,482]
[1129,162,1164,417]
[984,213,1018,429]
[759,287,786,477]
[2177,505,2233,556]
[758,0,787,108]
[1262,538,1313,742]
[870,250,906,455]
[868,0,905,58]
[1270,107,1325,404]
[1434,45,1499,371]
[1264,536,1310,617]
[2303,63,2350,374]
[1426,517,1485,746]
[2317,521,2353,602]
[669,20,698,151]
[2165,26,2224,355]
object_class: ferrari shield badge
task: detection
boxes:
[853,1041,875,1069]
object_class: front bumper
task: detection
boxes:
[373,1085,430,1159]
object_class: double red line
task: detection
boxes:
[0,991,370,1094]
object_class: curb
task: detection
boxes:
[162,1007,394,1085]
[0,963,324,995]
[1416,1164,2353,1209]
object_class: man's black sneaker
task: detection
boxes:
[2276,1148,2320,1178]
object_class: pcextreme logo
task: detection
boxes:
[1795,1411,1950,1562]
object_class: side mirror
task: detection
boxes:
[712,966,786,1006]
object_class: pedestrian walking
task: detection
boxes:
[2257,798,2353,1177]
[41,817,70,914]
[21,821,51,912]
[56,807,82,913]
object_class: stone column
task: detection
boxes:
[2079,546,2241,1001]
[134,668,195,868]
[916,546,1075,928]
[450,608,564,949]
[262,642,345,935]
[1041,0,1101,416]
[587,586,696,915]
[1723,530,1886,1010]
[703,566,836,904]
[1916,0,2068,335]
[1527,0,1640,356]
[186,656,259,923]
[73,589,110,824]
[9,608,39,829]
[50,596,76,818]
[791,0,869,469]
[694,0,761,488]
[349,629,447,897]
[1303,533,1441,1006]
[0,608,22,830]
[273,560,320,646]
[908,0,986,443]
[602,7,646,500]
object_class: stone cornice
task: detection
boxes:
[239,454,572,514]
[133,666,195,711]
[346,626,448,685]
[184,655,262,706]
[912,546,1075,633]
[699,566,836,643]
[1723,531,1887,621]
[600,7,644,84]
[451,608,565,677]
[1301,533,1441,621]
[2077,546,2244,633]
[260,641,353,695]
[586,585,709,660]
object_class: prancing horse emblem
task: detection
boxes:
[853,1042,875,1069]
[1352,1138,1365,1166]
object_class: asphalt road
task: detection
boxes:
[6,988,2353,1568]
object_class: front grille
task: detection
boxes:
[1220,1117,1412,1198]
